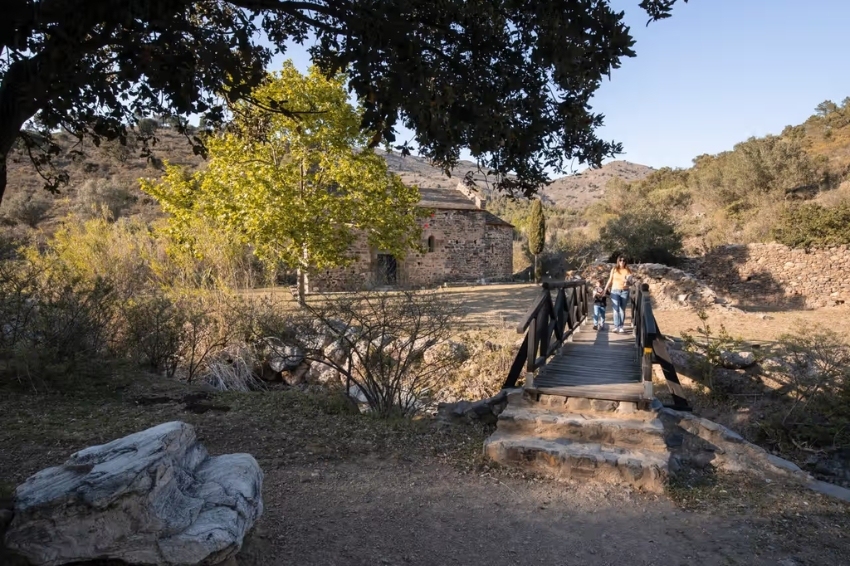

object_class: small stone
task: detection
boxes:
[615,402,637,416]
[565,397,592,412]
[590,399,617,412]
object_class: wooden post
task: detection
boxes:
[526,316,536,388]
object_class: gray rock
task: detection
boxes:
[719,350,756,369]
[5,421,263,566]
[268,343,304,372]
[323,339,349,365]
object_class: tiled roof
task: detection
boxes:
[483,211,513,227]
[417,187,481,210]
[415,186,513,227]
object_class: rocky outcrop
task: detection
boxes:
[583,262,722,310]
[690,243,850,309]
[4,421,263,566]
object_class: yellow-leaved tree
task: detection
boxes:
[142,62,422,303]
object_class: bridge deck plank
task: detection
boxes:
[529,315,644,400]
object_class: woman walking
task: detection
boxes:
[605,256,633,333]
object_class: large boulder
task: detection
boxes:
[4,421,263,566]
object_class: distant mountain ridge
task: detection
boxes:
[540,161,655,208]
[379,150,654,209]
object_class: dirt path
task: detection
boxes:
[244,458,843,566]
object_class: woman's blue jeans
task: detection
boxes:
[610,289,629,328]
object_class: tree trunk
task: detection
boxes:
[534,254,539,283]
[0,57,46,208]
[297,268,307,307]
[0,157,6,208]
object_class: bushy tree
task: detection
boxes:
[599,209,682,264]
[142,63,423,303]
[528,199,546,281]
[1,0,687,205]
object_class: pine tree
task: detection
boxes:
[528,199,546,282]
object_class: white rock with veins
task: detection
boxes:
[4,421,263,566]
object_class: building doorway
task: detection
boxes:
[376,254,398,285]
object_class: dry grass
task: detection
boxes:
[655,305,850,344]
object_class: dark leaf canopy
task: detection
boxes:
[0,0,686,201]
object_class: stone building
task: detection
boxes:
[306,183,514,291]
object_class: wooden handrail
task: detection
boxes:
[541,280,587,290]
[630,282,691,410]
[503,279,589,389]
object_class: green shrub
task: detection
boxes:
[771,203,850,248]
[599,208,683,264]
[137,118,159,136]
[680,309,737,394]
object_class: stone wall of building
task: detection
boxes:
[689,243,850,309]
[305,232,373,292]
[306,209,513,292]
[483,224,514,279]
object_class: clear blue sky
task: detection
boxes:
[271,0,850,171]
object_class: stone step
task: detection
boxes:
[484,431,668,493]
[496,406,668,452]
[507,389,660,420]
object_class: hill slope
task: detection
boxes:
[380,151,654,208]
[540,161,654,208]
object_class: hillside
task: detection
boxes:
[3,133,651,234]
[381,151,655,209]
[586,97,850,253]
[540,161,654,208]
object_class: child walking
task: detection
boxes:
[592,278,607,331]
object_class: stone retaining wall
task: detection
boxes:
[689,243,850,309]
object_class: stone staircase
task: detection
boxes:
[484,389,670,492]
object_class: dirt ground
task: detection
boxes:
[244,283,542,330]
[1,374,848,566]
[249,281,850,342]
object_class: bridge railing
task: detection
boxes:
[631,282,691,410]
[502,280,589,389]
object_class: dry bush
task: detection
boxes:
[758,326,850,452]
[2,190,52,228]
[0,260,117,389]
[300,289,465,417]
[75,179,138,219]
[202,344,266,392]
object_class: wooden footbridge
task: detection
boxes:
[486,279,690,491]
[502,280,690,410]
